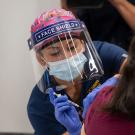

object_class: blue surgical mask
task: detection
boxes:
[48,53,87,81]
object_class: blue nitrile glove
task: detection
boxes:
[82,75,119,119]
[49,88,82,135]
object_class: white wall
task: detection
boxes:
[0,0,60,133]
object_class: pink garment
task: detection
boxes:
[84,86,135,135]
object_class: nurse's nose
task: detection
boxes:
[61,49,76,59]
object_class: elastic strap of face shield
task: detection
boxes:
[58,32,85,82]
[58,34,75,83]
[67,32,84,78]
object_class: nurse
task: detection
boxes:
[27,9,127,135]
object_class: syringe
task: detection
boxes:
[53,92,82,109]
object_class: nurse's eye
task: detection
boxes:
[49,49,61,56]
[51,52,60,56]
[70,46,76,51]
[67,44,77,52]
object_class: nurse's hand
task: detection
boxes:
[49,88,82,135]
[82,75,119,119]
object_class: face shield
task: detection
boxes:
[28,19,104,93]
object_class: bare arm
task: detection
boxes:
[62,132,69,135]
[80,124,86,135]
[61,0,77,17]
[109,0,135,31]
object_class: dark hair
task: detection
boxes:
[104,36,135,119]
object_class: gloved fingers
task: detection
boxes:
[55,101,70,109]
[54,95,68,105]
[56,105,71,112]
[100,76,119,88]
[92,75,119,93]
[83,98,89,107]
[85,92,95,100]
[48,88,56,105]
[70,105,79,116]
[82,103,92,119]
[82,76,119,119]
[82,101,89,119]
[82,110,86,119]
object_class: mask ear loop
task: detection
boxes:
[40,38,59,71]
[43,58,50,73]
[58,34,74,84]
[68,31,83,62]
[68,31,88,79]
[39,51,49,72]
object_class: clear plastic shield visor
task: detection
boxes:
[28,20,104,93]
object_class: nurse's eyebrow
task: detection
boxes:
[46,46,59,49]
[66,40,74,46]
[67,38,79,45]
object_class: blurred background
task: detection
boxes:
[0,0,60,134]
